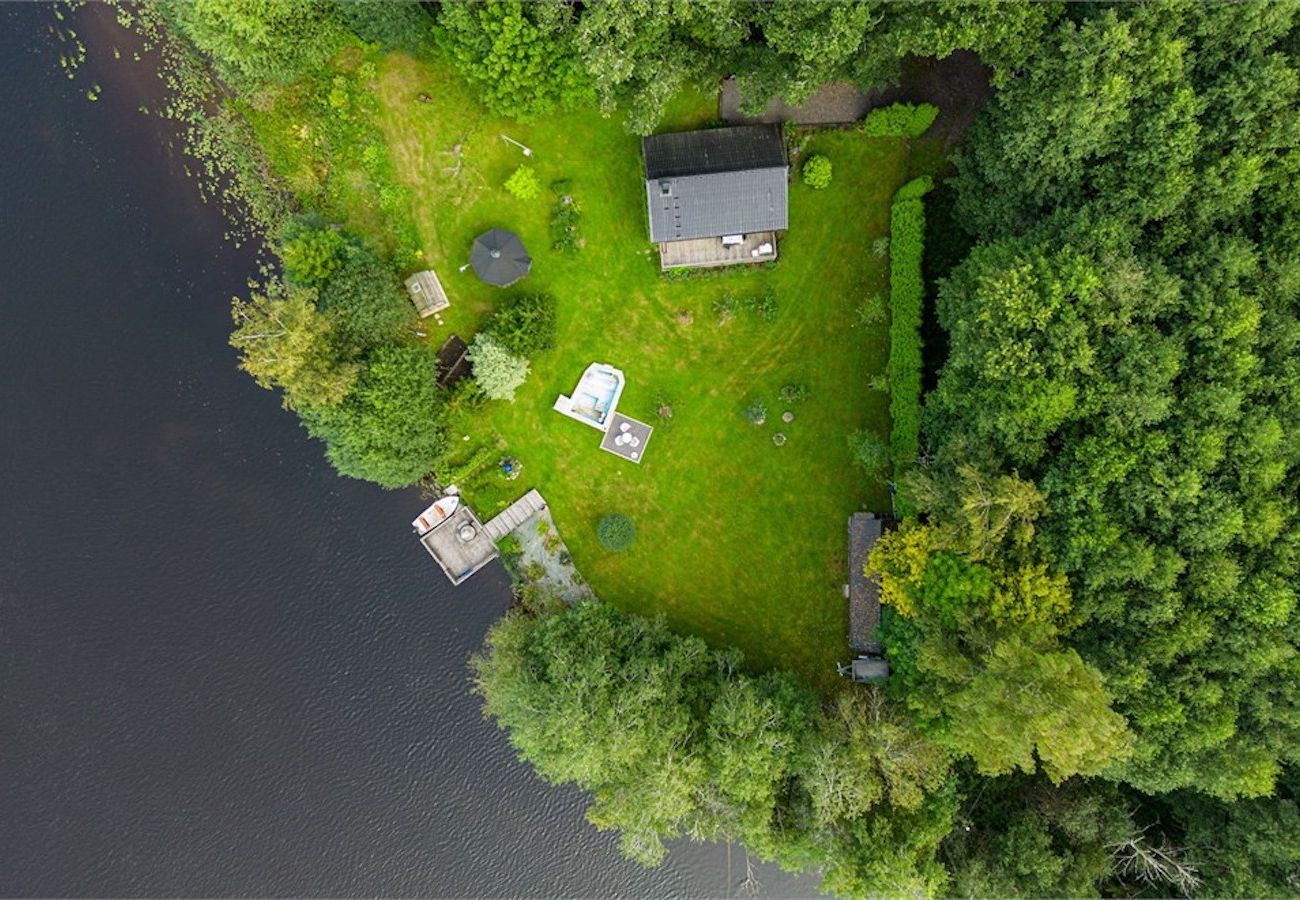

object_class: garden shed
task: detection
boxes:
[405,269,449,317]
[435,334,471,389]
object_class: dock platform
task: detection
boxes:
[419,504,498,585]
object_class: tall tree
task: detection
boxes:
[434,0,593,122]
[573,0,751,134]
[298,344,447,488]
[165,0,345,86]
[229,284,358,410]
[933,3,1300,800]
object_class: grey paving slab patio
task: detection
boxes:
[600,413,654,464]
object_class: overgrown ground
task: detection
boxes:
[247,48,943,689]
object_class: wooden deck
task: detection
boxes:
[658,231,778,270]
[419,504,498,585]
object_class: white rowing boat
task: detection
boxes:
[412,495,460,535]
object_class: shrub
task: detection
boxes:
[745,285,779,322]
[850,430,891,477]
[745,397,768,425]
[802,154,832,189]
[504,164,541,200]
[596,513,635,551]
[469,333,530,402]
[549,195,582,252]
[485,293,557,358]
[887,192,925,476]
[713,292,738,325]
[280,227,343,284]
[780,383,808,404]
[654,389,675,426]
[862,102,939,138]
[857,293,887,328]
[496,533,523,578]
[436,444,497,488]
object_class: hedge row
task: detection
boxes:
[886,181,930,487]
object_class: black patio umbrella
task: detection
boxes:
[470,227,531,287]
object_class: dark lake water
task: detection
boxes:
[0,6,815,897]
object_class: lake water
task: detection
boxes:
[0,6,815,896]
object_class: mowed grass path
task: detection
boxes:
[376,55,933,689]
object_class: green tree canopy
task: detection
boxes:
[299,344,447,488]
[434,0,593,122]
[165,0,346,86]
[468,334,530,402]
[229,283,358,410]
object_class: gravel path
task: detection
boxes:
[512,507,594,604]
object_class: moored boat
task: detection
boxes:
[412,495,460,535]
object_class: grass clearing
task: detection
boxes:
[253,50,942,690]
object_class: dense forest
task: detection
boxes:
[143,1,1300,895]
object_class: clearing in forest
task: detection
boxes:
[378,54,941,688]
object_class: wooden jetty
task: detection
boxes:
[484,489,547,541]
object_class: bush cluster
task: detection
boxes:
[549,194,582,252]
[862,102,939,138]
[484,292,557,358]
[504,164,541,200]
[596,513,635,551]
[801,154,832,189]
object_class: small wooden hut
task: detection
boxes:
[405,270,450,317]
[436,334,471,388]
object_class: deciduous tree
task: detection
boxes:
[229,284,357,410]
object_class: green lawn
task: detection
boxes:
[261,51,940,690]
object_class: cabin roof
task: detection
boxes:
[642,125,787,179]
[642,126,789,243]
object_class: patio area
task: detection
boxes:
[658,231,778,270]
[599,412,654,464]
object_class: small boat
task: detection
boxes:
[412,495,460,535]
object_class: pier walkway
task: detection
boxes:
[484,489,548,541]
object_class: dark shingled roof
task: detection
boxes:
[436,334,470,389]
[642,124,787,179]
[848,513,884,654]
[642,126,789,244]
